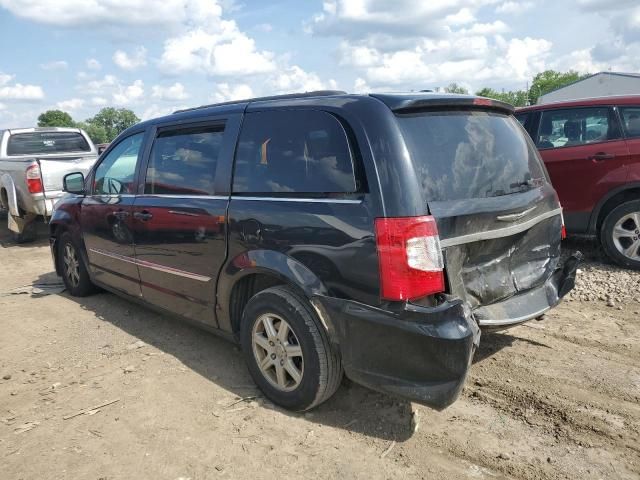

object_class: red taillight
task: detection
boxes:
[26,164,43,194]
[374,215,445,301]
[561,224,567,240]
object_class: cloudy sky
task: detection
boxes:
[1,0,639,128]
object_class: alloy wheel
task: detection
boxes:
[251,313,304,392]
[612,212,640,261]
[63,243,81,288]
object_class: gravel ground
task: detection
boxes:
[0,224,638,480]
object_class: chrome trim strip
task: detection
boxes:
[90,248,137,265]
[136,259,211,282]
[440,208,562,248]
[137,194,229,200]
[496,206,537,222]
[89,248,211,282]
[231,196,363,204]
[477,305,550,327]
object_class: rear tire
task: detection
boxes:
[240,286,343,411]
[12,220,37,244]
[600,200,640,270]
[59,232,96,296]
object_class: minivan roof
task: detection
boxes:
[518,94,640,112]
[137,91,515,130]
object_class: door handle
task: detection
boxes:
[588,152,615,161]
[134,210,153,221]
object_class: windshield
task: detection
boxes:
[397,110,546,201]
[7,132,91,156]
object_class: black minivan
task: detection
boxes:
[50,91,580,411]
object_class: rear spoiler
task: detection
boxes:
[370,93,515,115]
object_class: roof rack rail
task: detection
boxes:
[173,90,348,114]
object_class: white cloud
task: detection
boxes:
[40,60,68,71]
[77,75,146,106]
[0,0,222,27]
[0,102,5,110]
[113,79,145,105]
[91,96,108,106]
[445,8,475,25]
[141,104,187,121]
[310,0,500,40]
[159,26,275,76]
[83,74,119,94]
[86,58,102,70]
[56,98,84,111]
[211,83,253,102]
[151,82,189,101]
[0,73,12,86]
[113,46,147,70]
[0,73,45,101]
[496,1,534,14]
[268,66,338,93]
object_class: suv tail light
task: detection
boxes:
[374,215,445,301]
[26,164,43,194]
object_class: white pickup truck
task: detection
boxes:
[0,127,98,242]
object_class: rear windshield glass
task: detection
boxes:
[7,132,91,156]
[397,110,546,201]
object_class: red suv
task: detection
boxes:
[517,96,640,269]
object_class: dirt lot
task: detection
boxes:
[0,221,639,480]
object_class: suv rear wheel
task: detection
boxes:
[240,286,342,411]
[601,200,640,270]
[59,232,96,296]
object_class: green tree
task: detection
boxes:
[475,88,529,107]
[76,121,109,145]
[444,82,469,94]
[37,110,76,128]
[528,70,589,104]
[86,107,140,142]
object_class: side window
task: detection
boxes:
[536,107,620,149]
[514,113,529,128]
[145,125,224,196]
[619,107,640,139]
[232,110,357,194]
[93,133,144,195]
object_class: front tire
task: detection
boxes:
[240,286,342,411]
[601,200,640,270]
[59,232,96,296]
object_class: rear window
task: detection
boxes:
[7,132,91,156]
[232,110,357,194]
[397,110,546,201]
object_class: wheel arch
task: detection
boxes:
[218,249,329,338]
[590,183,640,234]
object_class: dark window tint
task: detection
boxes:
[536,107,620,149]
[619,106,640,139]
[232,110,356,194]
[397,111,546,201]
[7,131,91,156]
[94,133,143,195]
[145,126,224,196]
[515,112,529,127]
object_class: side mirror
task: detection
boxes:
[63,172,86,195]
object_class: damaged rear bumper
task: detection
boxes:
[473,251,582,328]
[310,252,581,410]
[312,296,481,410]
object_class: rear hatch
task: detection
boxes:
[7,130,98,196]
[394,101,563,325]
